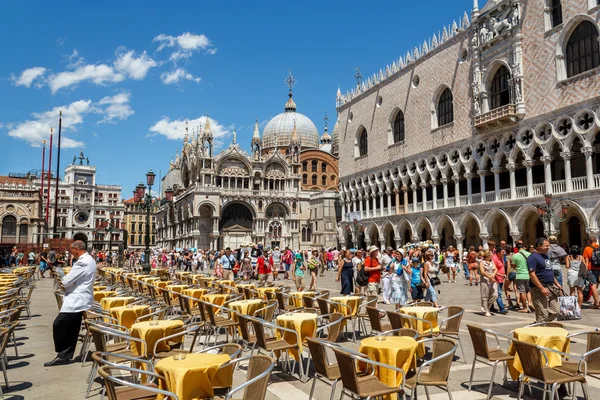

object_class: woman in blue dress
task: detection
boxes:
[391,249,411,306]
[336,249,355,295]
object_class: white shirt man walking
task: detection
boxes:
[44,240,96,366]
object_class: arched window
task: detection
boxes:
[321,163,327,173]
[311,160,318,172]
[491,65,511,109]
[312,175,318,185]
[551,0,562,28]
[302,161,308,172]
[321,175,327,186]
[566,21,600,78]
[306,226,312,242]
[358,128,368,156]
[1,216,16,237]
[330,175,336,182]
[302,174,308,185]
[393,110,405,143]
[301,227,306,242]
[437,88,454,127]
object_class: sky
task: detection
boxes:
[0,0,474,197]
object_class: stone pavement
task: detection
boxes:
[9,271,600,399]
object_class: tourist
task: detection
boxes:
[566,245,586,308]
[504,246,518,309]
[39,249,50,278]
[307,249,321,290]
[320,248,328,277]
[331,247,339,271]
[467,246,479,285]
[255,252,268,282]
[461,248,470,280]
[27,249,35,266]
[353,249,367,295]
[444,245,457,283]
[410,257,424,301]
[491,246,508,315]
[479,250,498,317]
[336,249,354,295]
[380,247,394,304]
[390,249,410,306]
[271,247,281,281]
[513,242,532,312]
[548,236,567,287]
[582,236,600,308]
[291,253,306,291]
[218,247,236,280]
[282,247,293,280]
[422,251,439,307]
[528,237,562,322]
[364,246,382,297]
[44,240,96,367]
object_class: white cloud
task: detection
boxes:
[97,92,134,123]
[10,67,47,88]
[6,100,93,148]
[154,32,216,61]
[160,68,201,85]
[114,48,157,79]
[149,115,230,143]
[56,37,66,47]
[48,64,125,94]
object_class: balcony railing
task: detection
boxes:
[474,104,518,128]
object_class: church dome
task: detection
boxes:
[262,92,320,150]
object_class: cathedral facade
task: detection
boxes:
[155,85,340,251]
[335,0,600,254]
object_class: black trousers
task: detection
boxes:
[52,312,83,360]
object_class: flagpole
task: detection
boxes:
[46,131,53,229]
[52,111,62,236]
[40,139,46,235]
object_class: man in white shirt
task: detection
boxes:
[218,247,236,280]
[44,240,96,367]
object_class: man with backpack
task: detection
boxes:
[583,236,600,309]
[364,246,383,297]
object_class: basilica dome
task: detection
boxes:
[262,92,320,150]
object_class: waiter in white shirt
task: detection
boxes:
[44,240,96,367]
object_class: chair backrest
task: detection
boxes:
[586,332,600,370]
[275,291,288,311]
[251,319,270,350]
[98,366,118,400]
[303,295,316,309]
[332,347,361,395]
[467,325,490,359]
[265,291,277,301]
[512,340,546,381]
[326,312,344,342]
[259,300,277,322]
[161,289,173,307]
[443,306,464,333]
[239,354,274,400]
[222,343,243,359]
[89,326,107,352]
[366,307,385,332]
[394,328,419,338]
[237,314,254,342]
[413,301,434,307]
[306,337,336,378]
[427,338,457,382]
[317,298,330,316]
[387,310,402,330]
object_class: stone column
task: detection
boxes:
[395,188,400,215]
[441,178,449,209]
[394,236,402,247]
[15,224,20,244]
[508,163,517,200]
[524,160,533,197]
[542,155,553,194]
[403,186,409,214]
[584,147,594,189]
[431,179,438,210]
[465,172,473,205]
[561,152,572,192]
[479,233,490,250]
[411,184,418,212]
[421,182,428,211]
[341,202,347,220]
[491,167,502,202]
[379,238,386,252]
[431,235,440,247]
[510,231,522,246]
[453,234,464,257]
[359,195,364,218]
[453,175,461,207]
[370,194,376,218]
[478,170,486,203]
[387,191,393,216]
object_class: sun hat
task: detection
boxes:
[411,257,420,263]
[367,245,379,254]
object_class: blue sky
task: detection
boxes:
[0,0,473,196]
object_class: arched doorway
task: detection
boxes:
[73,232,88,246]
[522,211,544,246]
[567,216,582,249]
[1,216,17,242]
[382,223,396,249]
[220,202,254,249]
[198,204,214,250]
[403,229,411,245]
[368,224,380,250]
[436,216,456,249]
[461,214,481,249]
[487,212,511,245]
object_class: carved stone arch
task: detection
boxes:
[355,124,368,157]
[457,211,482,235]
[553,200,590,230]
[513,204,540,233]
[433,214,457,237]
[216,154,252,175]
[508,145,526,164]
[364,221,381,241]
[482,208,514,236]
[483,58,512,92]
[389,107,406,145]
[397,218,414,244]
[431,84,453,130]
[197,201,217,216]
[556,14,600,81]
[588,199,600,231]
[380,220,398,238]
[413,217,433,237]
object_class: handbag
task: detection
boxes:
[557,289,581,320]
[430,276,441,286]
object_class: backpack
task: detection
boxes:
[591,246,600,268]
[356,265,369,286]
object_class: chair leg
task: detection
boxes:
[424,385,430,400]
[447,384,453,400]
[330,379,339,400]
[457,336,467,364]
[468,357,477,391]
[0,356,8,389]
[550,383,557,400]
[308,377,317,400]
[487,361,498,400]
[85,362,98,397]
[581,382,591,400]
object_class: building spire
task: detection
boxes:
[203,113,212,138]
[232,129,237,144]
[291,119,298,143]
[252,118,261,141]
[284,70,297,112]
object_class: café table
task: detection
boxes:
[130,320,184,357]
[155,353,232,399]
[276,312,317,360]
[100,296,135,311]
[288,291,314,308]
[330,295,362,316]
[398,306,440,335]
[110,304,150,329]
[93,290,116,303]
[359,336,418,400]
[507,326,570,380]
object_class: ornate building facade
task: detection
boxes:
[0,176,43,249]
[123,198,157,250]
[155,83,341,251]
[336,0,600,255]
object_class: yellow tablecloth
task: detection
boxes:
[154,280,173,293]
[229,299,264,317]
[289,291,314,307]
[100,296,135,311]
[237,283,256,290]
[93,290,117,302]
[399,306,439,334]
[166,284,189,299]
[276,312,317,360]
[94,285,107,291]
[130,320,184,357]
[110,305,150,329]
[183,288,207,301]
[256,286,279,298]
[155,353,232,400]
[330,296,362,316]
[175,271,191,276]
[202,294,227,307]
[508,327,570,380]
[359,336,418,400]
[141,276,160,284]
[152,268,169,276]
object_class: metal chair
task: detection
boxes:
[366,307,391,335]
[437,306,466,363]
[98,365,179,400]
[306,337,341,400]
[223,354,275,400]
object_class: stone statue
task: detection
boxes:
[510,3,521,26]
[514,78,523,102]
[471,30,479,48]
[73,156,76,164]
[480,25,490,44]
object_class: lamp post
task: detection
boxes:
[104,212,116,264]
[134,170,174,273]
[535,193,569,236]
